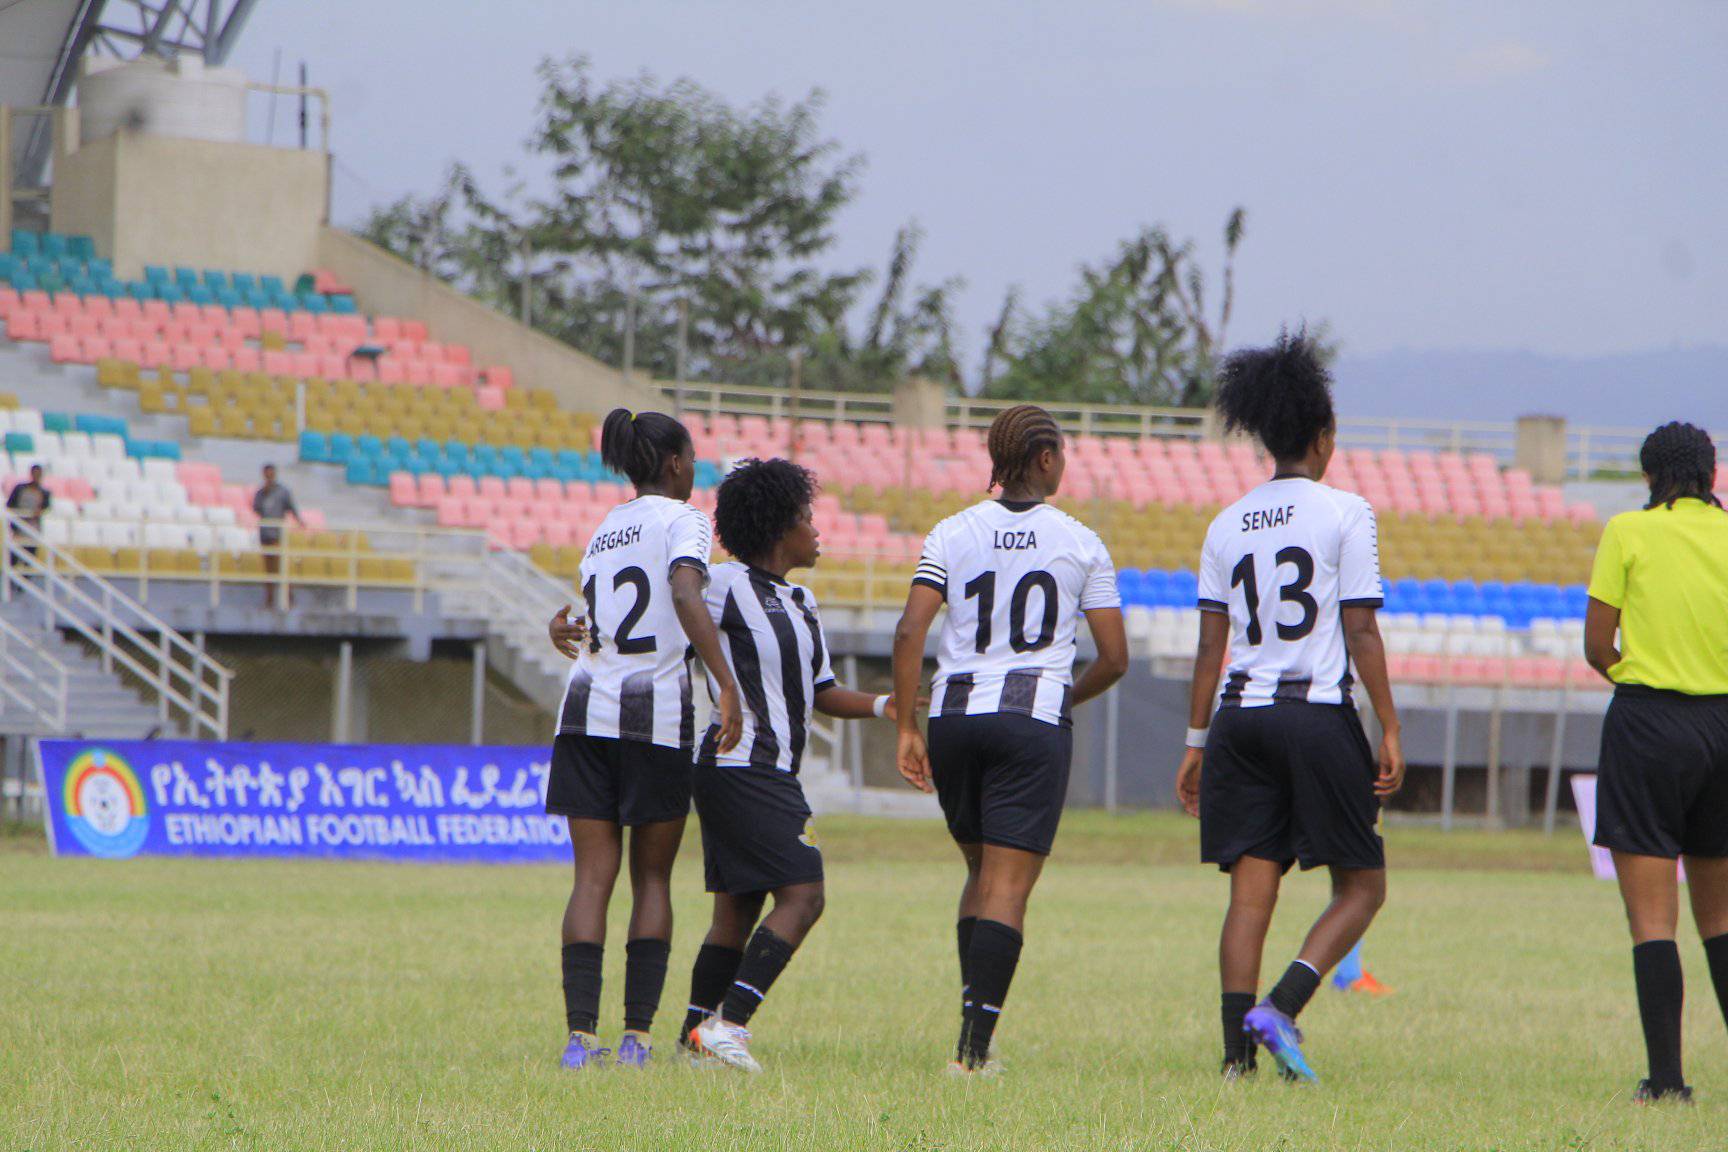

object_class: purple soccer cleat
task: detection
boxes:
[614,1032,652,1068]
[1244,1004,1317,1083]
[559,1031,609,1070]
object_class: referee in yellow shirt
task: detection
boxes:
[1585,421,1728,1105]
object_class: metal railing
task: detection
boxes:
[1,514,233,738]
[0,609,68,731]
[654,379,1724,480]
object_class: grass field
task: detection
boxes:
[4,811,1726,1151]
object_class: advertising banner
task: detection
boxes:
[38,740,568,863]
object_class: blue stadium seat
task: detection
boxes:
[66,235,95,261]
[144,265,170,286]
[299,431,331,463]
[10,229,40,256]
[327,432,354,464]
[231,272,255,295]
[174,267,199,289]
[87,257,112,279]
[202,270,229,292]
[41,233,67,259]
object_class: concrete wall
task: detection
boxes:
[52,129,328,282]
[315,227,660,415]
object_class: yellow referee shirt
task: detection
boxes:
[1587,497,1728,695]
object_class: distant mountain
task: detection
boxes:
[1332,347,1728,429]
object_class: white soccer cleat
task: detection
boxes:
[693,1016,763,1074]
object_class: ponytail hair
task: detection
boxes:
[1640,421,1721,510]
[599,409,692,488]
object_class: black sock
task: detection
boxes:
[682,943,744,1039]
[1706,933,1728,1038]
[957,916,978,995]
[561,942,603,1035]
[1268,960,1321,1020]
[1222,992,1257,1065]
[622,937,670,1034]
[958,919,1023,1064]
[1633,940,1685,1092]
[720,927,797,1026]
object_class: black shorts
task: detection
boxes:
[927,713,1072,856]
[694,753,823,895]
[1594,684,1728,859]
[545,733,692,825]
[1200,702,1384,873]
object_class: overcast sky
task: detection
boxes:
[227,1,1728,372]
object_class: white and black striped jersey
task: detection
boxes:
[1197,477,1383,709]
[700,562,836,774]
[559,495,712,750]
[914,500,1120,728]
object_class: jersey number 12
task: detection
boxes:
[583,566,657,655]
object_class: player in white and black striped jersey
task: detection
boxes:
[892,405,1129,1074]
[542,409,742,1072]
[1176,333,1404,1084]
[677,457,908,1073]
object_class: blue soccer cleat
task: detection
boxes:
[1244,1004,1317,1083]
[559,1031,609,1070]
[614,1032,652,1068]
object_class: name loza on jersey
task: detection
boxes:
[994,530,1038,550]
[586,524,644,556]
[1241,505,1297,533]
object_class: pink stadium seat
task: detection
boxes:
[485,365,513,390]
[477,476,507,501]
[401,320,429,343]
[388,473,417,506]
[406,361,433,388]
[416,474,447,506]
[476,386,505,411]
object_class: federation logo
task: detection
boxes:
[61,747,149,858]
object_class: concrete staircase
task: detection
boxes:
[0,593,168,737]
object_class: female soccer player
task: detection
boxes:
[892,404,1129,1074]
[543,408,741,1070]
[1585,420,1728,1105]
[675,457,907,1073]
[1175,331,1404,1083]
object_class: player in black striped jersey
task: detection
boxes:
[674,457,910,1072]
[892,405,1129,1074]
[1176,332,1404,1083]
[542,409,742,1070]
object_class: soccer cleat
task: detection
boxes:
[614,1031,652,1068]
[1345,972,1394,997]
[946,1056,1004,1078]
[692,1016,763,1073]
[677,1033,721,1069]
[559,1031,609,1070]
[1244,1004,1317,1084]
[1220,1057,1258,1082]
[1632,1079,1694,1105]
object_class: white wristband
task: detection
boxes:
[872,694,890,719]
[1185,726,1209,750]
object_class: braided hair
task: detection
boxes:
[986,404,1063,492]
[1214,329,1334,462]
[599,408,691,488]
[1640,421,1721,510]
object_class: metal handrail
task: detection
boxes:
[653,380,1723,479]
[2,513,233,737]
[0,610,69,730]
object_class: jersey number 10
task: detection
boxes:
[1229,546,1318,646]
[583,566,657,655]
[963,570,1058,654]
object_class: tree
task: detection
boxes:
[981,209,1248,407]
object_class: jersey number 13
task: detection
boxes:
[1229,547,1317,646]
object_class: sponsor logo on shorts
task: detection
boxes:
[799,817,820,850]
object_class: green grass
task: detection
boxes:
[3,811,1725,1150]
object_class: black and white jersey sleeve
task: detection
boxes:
[701,561,836,774]
[559,495,712,750]
[920,501,1119,728]
[1198,477,1382,709]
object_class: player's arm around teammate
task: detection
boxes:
[677,458,910,1073]
[892,404,1128,1074]
[1175,332,1402,1083]
[1582,422,1728,1104]
[542,409,741,1071]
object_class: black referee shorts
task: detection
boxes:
[693,751,823,896]
[545,733,692,825]
[1200,701,1384,873]
[1594,684,1728,859]
[927,713,1073,856]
